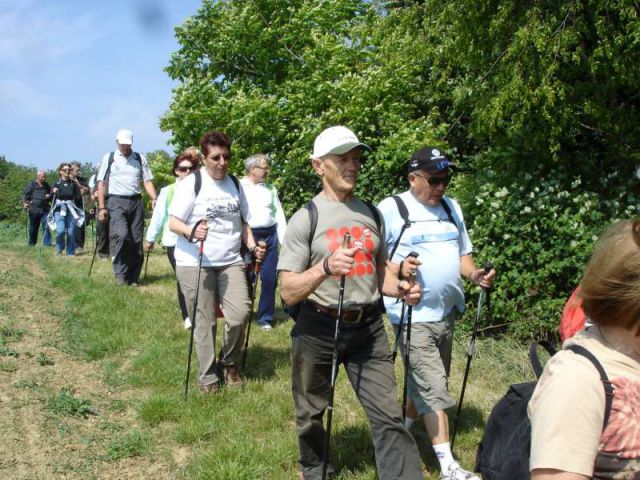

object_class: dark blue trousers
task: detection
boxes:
[28,210,51,246]
[249,224,278,326]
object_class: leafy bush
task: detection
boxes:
[454,159,640,340]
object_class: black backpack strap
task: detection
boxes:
[193,169,202,197]
[389,195,411,258]
[362,200,382,231]
[228,174,240,192]
[305,200,318,251]
[566,344,614,431]
[529,341,558,379]
[440,197,460,231]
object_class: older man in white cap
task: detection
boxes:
[278,126,425,479]
[96,129,157,286]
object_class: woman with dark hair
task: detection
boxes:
[529,220,640,479]
[51,162,82,256]
[168,131,265,394]
[146,148,201,329]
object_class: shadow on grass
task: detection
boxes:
[331,423,376,476]
[242,344,291,380]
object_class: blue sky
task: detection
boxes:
[0,0,202,171]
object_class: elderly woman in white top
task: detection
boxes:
[145,148,201,329]
[240,153,287,331]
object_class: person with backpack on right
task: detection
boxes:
[168,131,265,394]
[529,219,640,480]
[377,147,495,480]
[96,129,157,286]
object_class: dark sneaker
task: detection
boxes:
[223,364,243,388]
[199,381,220,395]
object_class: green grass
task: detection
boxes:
[0,225,540,479]
[47,387,95,418]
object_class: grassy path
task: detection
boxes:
[0,227,534,479]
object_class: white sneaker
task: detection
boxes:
[260,324,273,331]
[439,463,480,480]
[183,317,192,330]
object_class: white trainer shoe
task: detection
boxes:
[183,317,192,330]
[439,463,480,480]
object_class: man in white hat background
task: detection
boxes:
[378,147,496,480]
[96,129,157,286]
[278,126,425,479]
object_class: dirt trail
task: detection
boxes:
[0,251,176,479]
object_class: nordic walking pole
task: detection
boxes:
[143,246,151,280]
[392,251,420,363]
[451,261,493,449]
[401,268,417,421]
[322,232,351,480]
[241,240,267,370]
[184,219,207,401]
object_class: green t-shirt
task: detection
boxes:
[277,193,387,308]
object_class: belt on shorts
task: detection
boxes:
[108,194,141,200]
[303,300,379,324]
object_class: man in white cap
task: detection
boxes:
[96,129,157,286]
[278,126,425,479]
[378,147,495,480]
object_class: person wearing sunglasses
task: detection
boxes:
[146,147,201,329]
[377,147,496,480]
[51,162,83,256]
[169,131,266,393]
[240,153,287,331]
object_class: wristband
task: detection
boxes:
[322,255,332,276]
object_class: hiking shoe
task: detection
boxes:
[222,364,243,388]
[183,317,192,330]
[439,463,480,480]
[199,381,220,395]
[260,323,273,331]
[115,276,126,286]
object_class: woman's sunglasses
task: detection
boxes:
[176,166,194,173]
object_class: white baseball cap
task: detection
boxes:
[311,126,370,159]
[115,129,133,145]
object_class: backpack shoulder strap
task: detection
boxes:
[566,344,614,431]
[228,174,240,192]
[362,200,382,231]
[305,200,318,247]
[193,169,202,197]
[441,197,460,231]
[104,151,115,182]
[389,195,411,259]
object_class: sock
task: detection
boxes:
[433,442,455,473]
[404,417,415,429]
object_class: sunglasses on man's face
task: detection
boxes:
[60,168,69,172]
[176,166,194,173]
[208,153,231,162]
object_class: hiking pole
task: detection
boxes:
[184,220,207,401]
[451,261,493,450]
[241,240,267,370]
[392,251,420,363]
[322,232,351,480]
[401,269,417,421]
[143,247,151,280]
[87,218,102,278]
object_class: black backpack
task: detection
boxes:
[475,341,614,480]
[282,199,381,320]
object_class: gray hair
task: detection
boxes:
[244,153,269,173]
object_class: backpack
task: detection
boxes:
[475,341,614,480]
[282,199,381,320]
[389,195,460,258]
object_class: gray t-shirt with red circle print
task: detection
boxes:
[278,193,387,309]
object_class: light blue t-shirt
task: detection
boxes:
[377,190,472,324]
